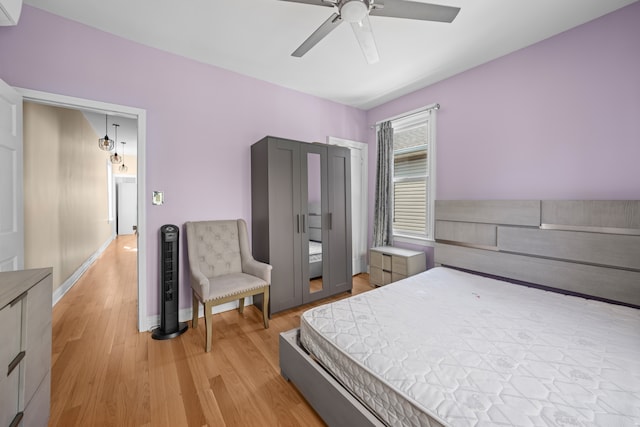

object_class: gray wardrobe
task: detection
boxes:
[251,136,352,315]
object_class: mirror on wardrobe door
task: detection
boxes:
[307,152,323,293]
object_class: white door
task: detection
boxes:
[0,79,23,271]
[117,180,137,235]
[328,137,368,274]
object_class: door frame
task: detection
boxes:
[18,88,148,332]
[327,136,368,274]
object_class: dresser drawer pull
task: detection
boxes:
[7,351,25,376]
[9,411,24,427]
[9,291,27,307]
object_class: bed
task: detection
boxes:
[280,200,640,427]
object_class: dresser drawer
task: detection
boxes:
[22,371,51,427]
[0,364,21,427]
[25,279,53,406]
[0,300,23,374]
[0,268,52,427]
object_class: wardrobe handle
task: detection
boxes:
[302,214,306,233]
[328,213,333,230]
[296,214,300,233]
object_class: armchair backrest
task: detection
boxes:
[185,220,246,278]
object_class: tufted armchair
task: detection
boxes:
[185,219,271,352]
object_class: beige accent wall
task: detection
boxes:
[23,102,113,291]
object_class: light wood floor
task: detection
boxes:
[50,234,374,426]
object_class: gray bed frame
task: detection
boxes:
[279,200,640,426]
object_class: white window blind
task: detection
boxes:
[390,108,435,241]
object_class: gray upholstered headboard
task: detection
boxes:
[434,200,640,307]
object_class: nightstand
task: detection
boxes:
[369,246,426,286]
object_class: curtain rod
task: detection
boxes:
[371,103,440,129]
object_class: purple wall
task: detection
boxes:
[0,6,367,317]
[366,2,640,263]
[1,3,638,315]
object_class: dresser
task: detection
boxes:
[0,268,52,427]
[369,246,426,286]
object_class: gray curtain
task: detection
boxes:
[373,121,393,247]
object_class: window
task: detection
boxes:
[391,109,435,242]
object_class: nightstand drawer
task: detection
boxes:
[391,256,408,275]
[371,251,393,271]
[370,267,392,286]
[370,251,383,269]
[391,272,406,282]
[382,255,392,271]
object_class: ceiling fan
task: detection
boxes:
[281,0,461,64]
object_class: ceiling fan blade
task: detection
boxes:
[350,15,379,64]
[292,13,343,57]
[370,0,460,23]
[278,0,335,8]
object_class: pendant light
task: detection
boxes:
[109,124,122,164]
[119,141,128,173]
[98,115,115,151]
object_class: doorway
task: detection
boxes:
[116,177,137,236]
[327,136,368,274]
[19,88,148,331]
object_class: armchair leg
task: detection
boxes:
[192,293,199,329]
[238,297,245,314]
[262,286,270,329]
[204,301,214,352]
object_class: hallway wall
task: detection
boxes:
[23,102,113,291]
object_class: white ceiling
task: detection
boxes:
[24,0,637,110]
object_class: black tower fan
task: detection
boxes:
[152,224,188,340]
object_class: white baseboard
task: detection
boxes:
[143,296,254,332]
[52,236,114,306]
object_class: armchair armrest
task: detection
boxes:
[243,259,272,284]
[189,268,210,298]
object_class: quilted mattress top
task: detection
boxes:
[300,267,640,426]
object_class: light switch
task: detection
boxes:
[152,191,164,205]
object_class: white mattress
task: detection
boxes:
[300,267,640,427]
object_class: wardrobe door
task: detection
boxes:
[327,146,353,293]
[251,137,304,315]
[301,144,329,304]
[267,139,303,313]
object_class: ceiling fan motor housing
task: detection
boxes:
[340,0,369,22]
